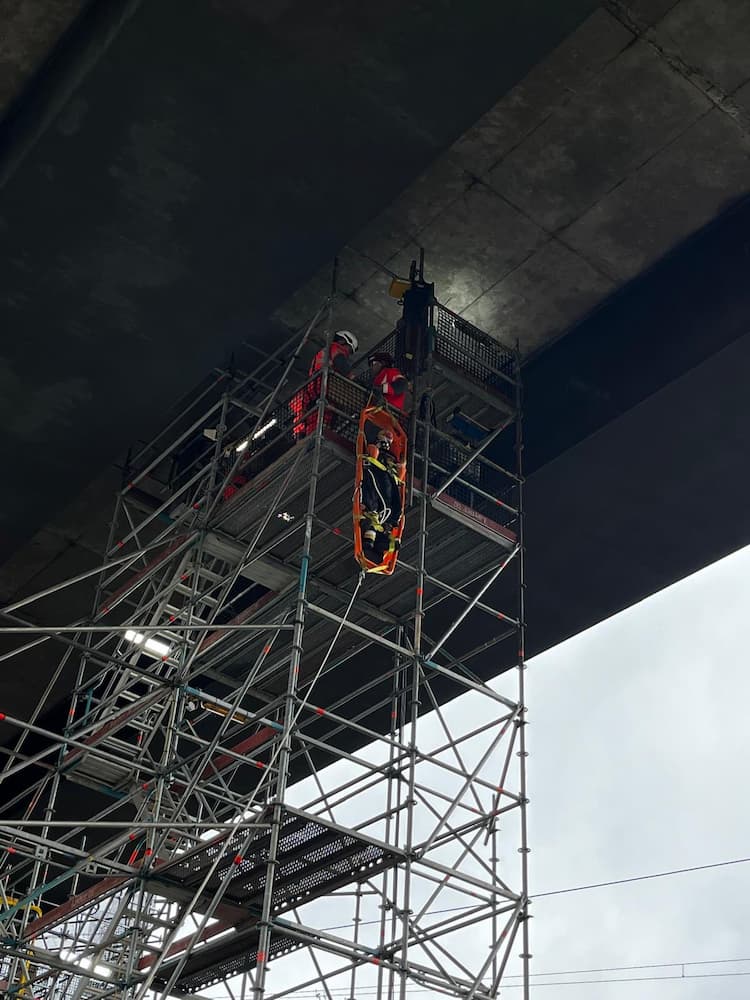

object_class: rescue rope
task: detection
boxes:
[363,464,393,526]
[292,570,365,725]
[244,570,367,803]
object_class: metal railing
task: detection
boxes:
[131,306,520,538]
[433,303,517,394]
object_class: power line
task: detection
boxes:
[516,956,750,978]
[278,969,750,998]
[500,970,750,989]
[279,961,750,997]
[317,855,750,933]
[275,959,750,994]
[534,855,750,898]
[270,860,750,997]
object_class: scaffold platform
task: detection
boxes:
[144,806,404,992]
[0,282,531,1000]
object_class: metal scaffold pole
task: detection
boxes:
[0,268,529,1000]
[398,266,433,1000]
[515,345,531,1000]
[253,291,338,1000]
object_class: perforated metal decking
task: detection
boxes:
[149,807,404,992]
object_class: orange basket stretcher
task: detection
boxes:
[353,406,408,576]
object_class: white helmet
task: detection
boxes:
[335,330,358,353]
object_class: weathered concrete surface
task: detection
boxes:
[656,0,750,92]
[563,108,750,281]
[0,0,601,569]
[3,0,750,621]
[279,0,750,359]
[2,0,750,750]
[0,0,85,115]
[4,178,750,746]
[2,0,750,856]
[460,238,613,349]
[488,41,710,231]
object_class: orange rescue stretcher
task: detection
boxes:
[353,406,407,575]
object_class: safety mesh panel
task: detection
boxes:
[322,373,374,445]
[350,303,516,401]
[322,373,408,440]
[204,309,515,524]
[359,326,409,376]
[433,305,516,395]
[229,370,408,488]
[236,372,369,472]
[159,309,514,520]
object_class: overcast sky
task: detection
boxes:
[523,540,750,998]
[201,542,750,1000]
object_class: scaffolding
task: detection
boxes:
[0,265,529,1000]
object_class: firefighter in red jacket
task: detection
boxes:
[292,330,358,438]
[368,352,409,411]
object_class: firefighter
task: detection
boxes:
[292,330,359,438]
[368,352,409,411]
[360,428,403,562]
